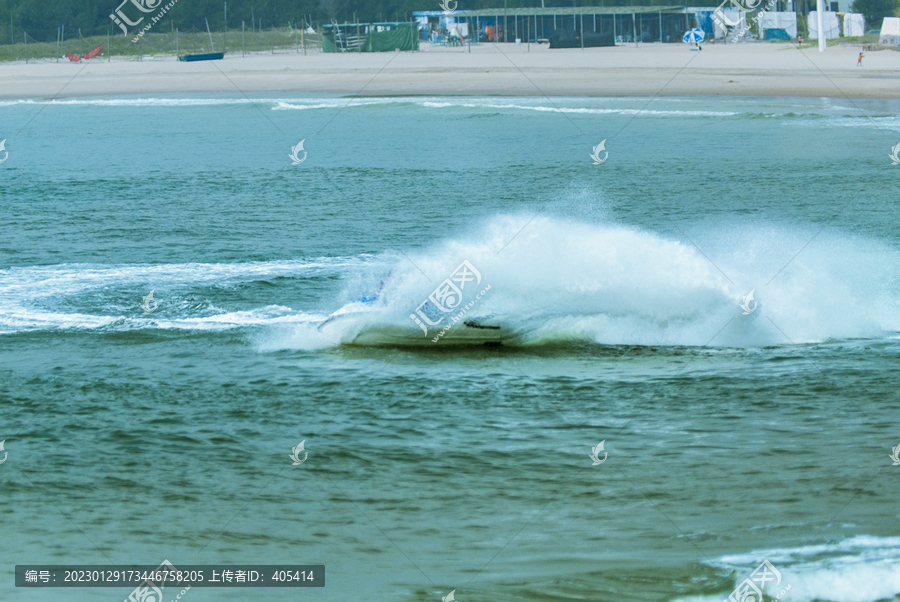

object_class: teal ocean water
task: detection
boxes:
[2,94,900,602]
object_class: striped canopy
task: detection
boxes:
[682,28,705,43]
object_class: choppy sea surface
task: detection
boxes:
[1,94,900,602]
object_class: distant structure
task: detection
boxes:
[413,5,841,45]
[880,17,900,46]
[808,10,841,39]
[413,4,875,46]
[323,21,419,52]
[414,7,692,46]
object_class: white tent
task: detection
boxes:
[880,16,900,45]
[843,13,865,36]
[809,11,840,39]
[712,8,746,38]
[759,11,798,37]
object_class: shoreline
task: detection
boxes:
[1,42,898,99]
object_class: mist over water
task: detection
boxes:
[6,214,898,349]
[2,94,900,602]
[361,214,900,347]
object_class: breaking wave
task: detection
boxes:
[673,536,900,602]
[2,96,897,127]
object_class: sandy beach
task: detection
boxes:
[0,41,897,99]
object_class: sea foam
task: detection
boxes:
[673,536,900,602]
[4,216,900,347]
[262,214,900,348]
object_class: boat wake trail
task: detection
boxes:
[3,215,898,348]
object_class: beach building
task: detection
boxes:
[414,3,874,44]
[414,7,694,45]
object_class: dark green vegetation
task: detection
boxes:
[0,26,321,61]
[851,0,900,28]
[7,0,690,45]
[4,0,897,48]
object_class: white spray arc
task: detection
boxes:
[317,214,900,347]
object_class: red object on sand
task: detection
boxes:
[64,45,102,62]
[83,45,103,60]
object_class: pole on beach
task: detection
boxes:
[816,0,825,51]
[176,28,178,54]
[224,2,227,54]
[107,29,110,62]
[242,21,245,56]
[527,16,530,50]
[632,13,637,47]
[56,27,59,62]
[659,11,662,42]
[580,14,584,48]
[205,17,214,51]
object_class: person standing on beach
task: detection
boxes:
[797,34,803,44]
[857,52,864,66]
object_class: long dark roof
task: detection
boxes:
[413,6,688,16]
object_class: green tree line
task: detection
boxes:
[2,0,896,44]
[4,0,695,43]
[852,0,899,26]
